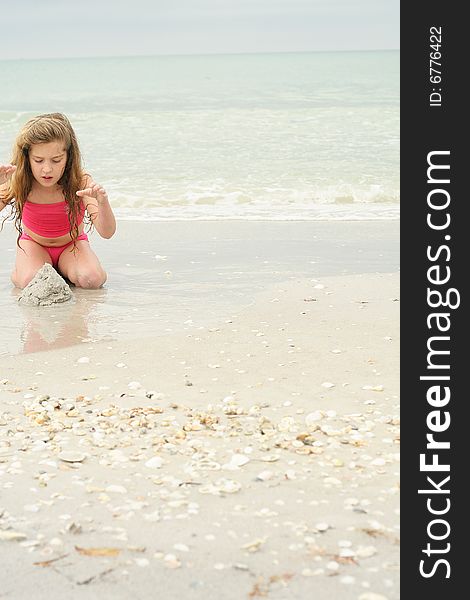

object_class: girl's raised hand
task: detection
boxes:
[76,183,109,205]
[0,164,17,185]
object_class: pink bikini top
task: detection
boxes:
[22,199,85,238]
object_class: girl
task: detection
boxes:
[0,113,116,289]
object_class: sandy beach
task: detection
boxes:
[0,220,399,599]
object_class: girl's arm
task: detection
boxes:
[76,175,116,239]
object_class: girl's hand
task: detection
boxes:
[76,183,109,205]
[0,164,17,185]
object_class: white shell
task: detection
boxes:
[58,451,86,463]
[145,456,163,469]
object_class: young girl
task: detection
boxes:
[0,113,116,289]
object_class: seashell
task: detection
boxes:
[260,454,279,463]
[128,381,142,390]
[356,545,377,558]
[218,479,241,494]
[323,477,342,485]
[65,522,82,534]
[305,411,324,427]
[256,470,274,481]
[0,531,27,541]
[106,485,127,494]
[278,416,296,432]
[58,451,86,463]
[225,454,250,469]
[241,538,266,553]
[233,563,249,571]
[321,382,335,389]
[145,456,163,469]
[144,510,160,522]
[163,553,181,568]
[77,357,90,364]
[194,459,221,471]
[315,522,330,532]
[135,558,149,567]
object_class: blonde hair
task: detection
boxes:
[1,112,91,246]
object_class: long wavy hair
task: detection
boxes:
[0,113,91,247]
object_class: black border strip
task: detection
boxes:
[401,3,466,595]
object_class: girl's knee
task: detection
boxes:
[11,268,42,290]
[73,268,106,289]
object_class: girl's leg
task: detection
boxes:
[11,239,52,289]
[57,239,107,289]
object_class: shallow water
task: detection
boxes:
[0,220,399,356]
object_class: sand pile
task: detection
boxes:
[18,263,73,306]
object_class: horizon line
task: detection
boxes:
[0,48,400,62]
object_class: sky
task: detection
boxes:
[0,0,399,60]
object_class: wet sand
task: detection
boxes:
[0,220,399,599]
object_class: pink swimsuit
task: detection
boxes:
[21,199,88,267]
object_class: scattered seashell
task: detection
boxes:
[128,381,142,390]
[241,538,266,553]
[315,522,330,532]
[106,485,127,494]
[233,563,249,571]
[0,531,27,541]
[163,553,181,568]
[321,382,335,389]
[224,454,250,469]
[260,454,280,463]
[58,451,86,463]
[305,411,324,427]
[256,470,274,481]
[77,357,90,364]
[145,456,163,469]
[356,545,378,558]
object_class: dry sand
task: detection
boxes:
[0,269,399,600]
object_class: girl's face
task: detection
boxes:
[29,141,67,189]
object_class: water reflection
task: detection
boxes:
[16,288,108,354]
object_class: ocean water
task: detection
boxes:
[0,51,399,221]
